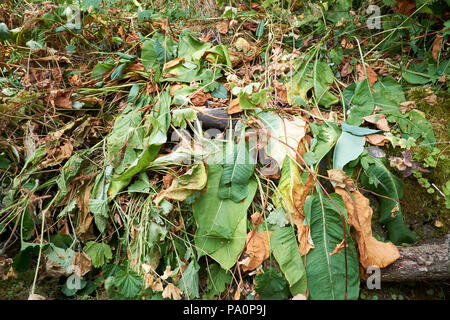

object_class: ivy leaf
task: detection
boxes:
[84,242,112,268]
[113,269,143,298]
[255,270,290,300]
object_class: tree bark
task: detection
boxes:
[378,234,449,282]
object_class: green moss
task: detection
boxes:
[396,88,450,241]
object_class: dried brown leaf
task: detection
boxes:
[366,134,390,146]
[334,188,400,268]
[228,98,243,115]
[162,283,183,300]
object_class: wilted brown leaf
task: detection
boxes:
[47,90,73,109]
[357,64,378,87]
[151,278,164,292]
[28,294,46,300]
[217,20,230,34]
[341,38,354,49]
[400,100,416,113]
[72,252,92,277]
[163,57,185,71]
[327,169,356,190]
[162,283,183,300]
[329,239,346,256]
[393,0,416,16]
[240,231,271,272]
[228,98,243,115]
[190,90,211,106]
[363,114,390,132]
[366,134,390,146]
[335,188,400,268]
[340,61,351,77]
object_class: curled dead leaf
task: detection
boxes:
[363,114,390,132]
[240,231,271,272]
[163,57,185,71]
[400,100,416,114]
[217,20,230,34]
[162,283,183,300]
[329,239,347,256]
[357,64,378,87]
[366,134,390,146]
[72,251,91,277]
[335,188,400,269]
[228,98,242,115]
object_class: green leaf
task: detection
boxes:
[193,164,257,269]
[108,92,171,197]
[113,269,143,298]
[307,121,341,165]
[255,270,290,300]
[305,191,360,300]
[110,63,127,80]
[0,23,11,41]
[178,34,212,64]
[271,227,307,296]
[313,60,339,107]
[347,79,375,126]
[333,131,366,170]
[211,83,229,99]
[207,264,232,295]
[172,108,197,129]
[219,130,255,202]
[256,20,265,37]
[361,155,417,244]
[178,260,200,299]
[84,242,113,268]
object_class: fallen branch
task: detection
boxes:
[378,234,449,282]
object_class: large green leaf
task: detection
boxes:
[347,79,375,126]
[333,122,380,170]
[304,121,341,165]
[313,60,339,107]
[361,154,417,244]
[218,130,255,202]
[255,270,290,300]
[270,227,307,296]
[108,91,171,197]
[193,164,257,269]
[304,191,360,300]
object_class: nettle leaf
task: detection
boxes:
[84,242,113,268]
[193,164,257,269]
[255,270,290,300]
[271,227,307,296]
[206,264,232,295]
[89,166,112,233]
[361,154,417,244]
[113,269,143,298]
[218,130,255,203]
[304,191,360,300]
[178,260,200,299]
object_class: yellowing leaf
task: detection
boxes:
[162,282,183,300]
[335,188,400,268]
